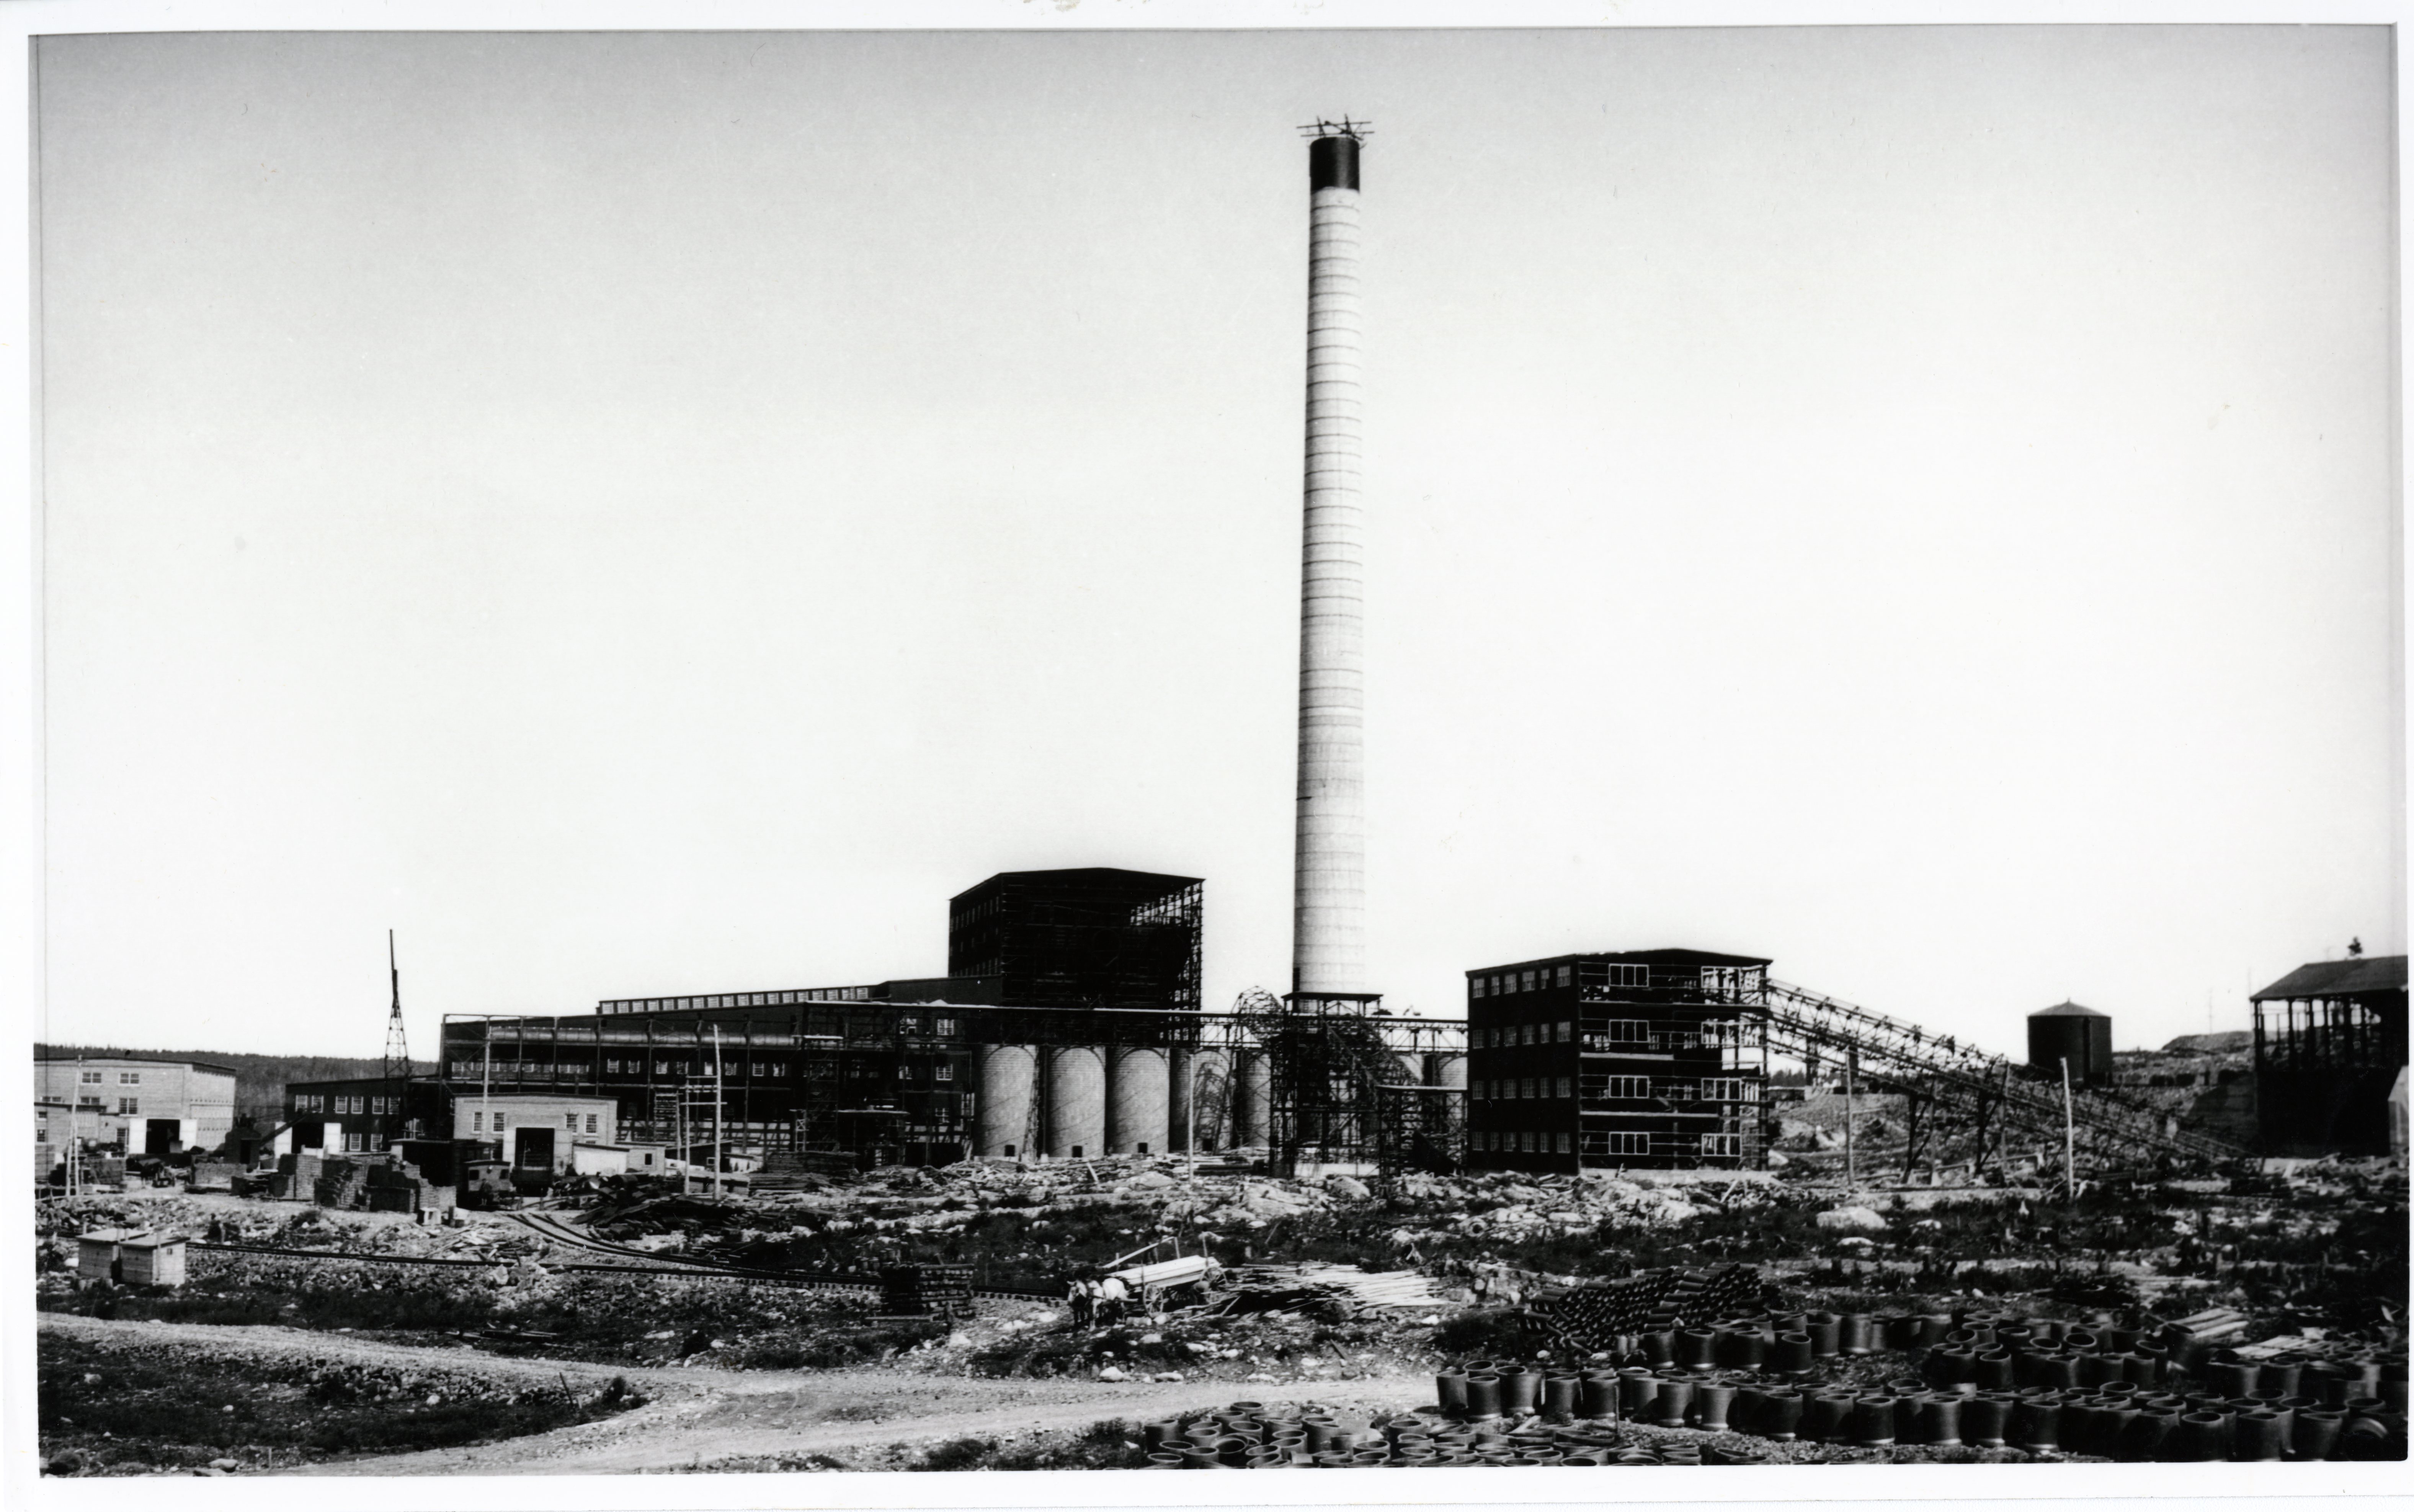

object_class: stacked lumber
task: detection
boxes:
[1225,1262,1446,1313]
[881,1263,974,1319]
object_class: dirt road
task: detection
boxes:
[40,1313,1432,1476]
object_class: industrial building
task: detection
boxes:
[32,1055,238,1154]
[1465,950,1771,1174]
[2252,953,2409,1156]
[2027,1001,2115,1085]
[949,868,1202,1013]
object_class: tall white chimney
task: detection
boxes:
[1292,128,1366,998]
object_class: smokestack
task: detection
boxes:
[1293,126,1366,998]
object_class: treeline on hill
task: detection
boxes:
[36,1045,436,1127]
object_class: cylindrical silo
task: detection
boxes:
[1235,1050,1272,1148]
[975,1044,1038,1159]
[1394,1051,1423,1086]
[1293,127,1367,999]
[1109,1047,1171,1156]
[1044,1045,1107,1159]
[1428,1052,1468,1090]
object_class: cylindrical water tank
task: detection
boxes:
[975,1045,1038,1159]
[1109,1047,1171,1156]
[1235,1050,1272,1148]
[1429,1052,1468,1090]
[1044,1045,1107,1159]
[2027,1003,2113,1085]
[1394,1052,1423,1086]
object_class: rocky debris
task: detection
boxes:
[1815,1206,1889,1233]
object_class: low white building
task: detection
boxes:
[570,1141,668,1178]
[458,1094,619,1174]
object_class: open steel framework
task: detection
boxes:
[2251,955,2408,1156]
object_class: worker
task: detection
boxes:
[1098,1273,1129,1326]
[1067,1277,1092,1329]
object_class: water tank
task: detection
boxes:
[1234,1050,1272,1147]
[2028,1002,2113,1085]
[1108,1047,1170,1156]
[1044,1045,1107,1159]
[1427,1052,1468,1090]
[974,1044,1038,1158]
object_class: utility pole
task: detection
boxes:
[712,1024,726,1196]
[1844,1047,1857,1189]
[1185,1050,1197,1187]
[2060,1055,2078,1199]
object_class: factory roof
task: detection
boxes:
[35,1053,244,1078]
[2251,955,2409,1002]
[2031,1001,2109,1018]
[1467,947,1773,976]
[949,866,1203,901]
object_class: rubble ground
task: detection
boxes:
[33,1148,2409,1473]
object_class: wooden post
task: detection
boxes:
[1844,1048,1857,1189]
[2060,1055,2077,1198]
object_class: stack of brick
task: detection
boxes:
[314,1157,372,1209]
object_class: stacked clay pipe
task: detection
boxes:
[1139,1400,1760,1467]
[1427,1307,2407,1465]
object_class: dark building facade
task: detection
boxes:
[949,869,1203,1013]
[2027,1002,2114,1085]
[2252,954,2408,1156]
[1466,949,1770,1174]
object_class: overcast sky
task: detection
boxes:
[33,24,2401,1061]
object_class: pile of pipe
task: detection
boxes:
[1528,1264,1760,1354]
[1433,1307,2409,1463]
[1137,1400,1756,1467]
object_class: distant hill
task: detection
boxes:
[34,1045,436,1128]
[2160,1030,2253,1054]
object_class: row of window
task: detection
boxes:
[1581,1076,1756,1102]
[1478,1077,1576,1101]
[291,1094,397,1116]
[1476,1130,1747,1159]
[76,1070,145,1085]
[454,1043,960,1077]
[1475,1021,1573,1050]
[1473,965,1575,999]
[467,1110,604,1134]
[597,986,877,1013]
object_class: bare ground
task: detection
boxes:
[39,1313,1432,1476]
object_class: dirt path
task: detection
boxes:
[41,1313,1432,1476]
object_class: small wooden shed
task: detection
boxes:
[119,1232,188,1287]
[75,1228,133,1282]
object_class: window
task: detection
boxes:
[898,1014,921,1035]
[1521,971,1537,992]
[654,1060,673,1076]
[1702,1078,1748,1103]
[749,1063,766,1078]
[1557,1133,1572,1153]
[1520,1077,1536,1099]
[118,1097,139,1115]
[472,1111,483,1132]
[1556,1077,1573,1099]
[566,1112,580,1129]
[80,1070,101,1085]
[586,1114,599,1133]
[493,1113,508,1131]
[1472,977,1488,999]
[1556,966,1572,988]
[78,1095,101,1110]
[935,1063,955,1083]
[119,1071,142,1084]
[1519,1024,1535,1047]
[1599,1019,1650,1046]
[1607,1132,1650,1156]
[1605,963,1648,989]
[1606,1075,1651,1099]
[1556,1021,1572,1042]
[935,1017,957,1037]
[1701,1133,1742,1158]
